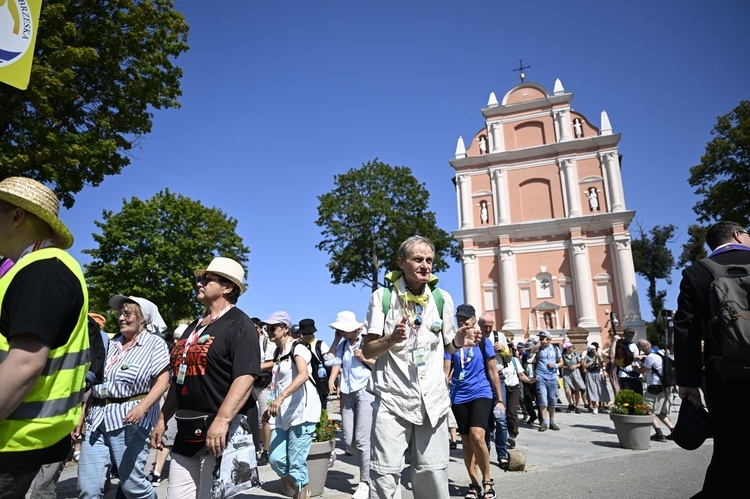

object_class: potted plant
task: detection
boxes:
[282,410,338,497]
[609,389,653,449]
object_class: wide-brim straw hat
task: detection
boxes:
[0,176,73,248]
[194,257,247,295]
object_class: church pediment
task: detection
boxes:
[533,301,559,311]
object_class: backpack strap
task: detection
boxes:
[381,285,444,318]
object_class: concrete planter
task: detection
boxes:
[282,439,335,497]
[609,413,652,450]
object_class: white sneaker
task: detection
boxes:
[592,408,598,414]
[352,482,370,499]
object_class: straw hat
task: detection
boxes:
[0,177,73,248]
[194,257,247,294]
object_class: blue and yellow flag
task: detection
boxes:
[0,0,42,90]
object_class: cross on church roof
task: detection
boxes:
[513,59,531,82]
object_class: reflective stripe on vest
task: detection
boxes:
[0,248,89,452]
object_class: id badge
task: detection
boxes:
[412,347,426,367]
[97,382,108,398]
[458,371,465,381]
[176,364,187,385]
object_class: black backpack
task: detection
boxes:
[86,315,107,386]
[273,341,325,400]
[304,340,331,402]
[652,351,677,387]
[699,258,750,379]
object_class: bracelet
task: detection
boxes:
[451,338,460,350]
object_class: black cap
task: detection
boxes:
[456,304,476,318]
[298,318,317,336]
[673,402,713,451]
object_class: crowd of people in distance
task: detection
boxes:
[0,176,736,499]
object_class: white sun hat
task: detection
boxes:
[329,311,363,333]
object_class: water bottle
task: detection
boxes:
[493,405,505,419]
[317,364,327,379]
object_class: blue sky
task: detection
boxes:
[61,1,749,344]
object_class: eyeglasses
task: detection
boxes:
[196,274,221,286]
[117,311,135,319]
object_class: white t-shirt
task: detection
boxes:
[501,356,523,387]
[642,352,663,386]
[272,341,321,431]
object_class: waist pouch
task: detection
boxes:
[173,409,215,457]
[647,385,664,394]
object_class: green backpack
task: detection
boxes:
[381,285,444,318]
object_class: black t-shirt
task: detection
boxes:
[0,257,85,473]
[171,306,260,415]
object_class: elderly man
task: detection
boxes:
[363,235,475,499]
[674,221,750,497]
[0,177,89,497]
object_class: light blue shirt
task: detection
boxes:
[535,344,561,382]
[327,336,372,394]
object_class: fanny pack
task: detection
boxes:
[647,385,664,394]
[173,409,216,457]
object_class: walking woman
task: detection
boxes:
[78,295,170,498]
[263,311,322,499]
[444,305,503,499]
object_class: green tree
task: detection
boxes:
[83,190,249,330]
[0,0,189,208]
[688,100,750,227]
[316,159,459,293]
[678,224,709,268]
[631,224,676,321]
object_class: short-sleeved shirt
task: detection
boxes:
[501,356,524,387]
[365,277,456,427]
[333,336,372,394]
[87,332,170,433]
[445,338,494,404]
[0,257,85,473]
[170,306,260,415]
[642,352,663,386]
[535,344,561,382]
[487,330,508,372]
[272,340,321,430]
[617,341,640,378]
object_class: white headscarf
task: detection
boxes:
[109,295,168,334]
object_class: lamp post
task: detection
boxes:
[661,309,674,353]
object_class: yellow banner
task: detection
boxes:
[0,0,42,90]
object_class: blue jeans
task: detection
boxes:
[536,376,559,409]
[78,424,154,499]
[486,382,508,460]
[269,422,315,488]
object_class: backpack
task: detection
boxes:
[652,351,677,387]
[275,340,330,403]
[255,336,273,389]
[614,339,634,368]
[86,315,107,387]
[699,258,750,379]
[273,341,316,387]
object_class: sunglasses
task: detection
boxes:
[196,274,221,286]
[414,304,424,327]
[267,323,285,333]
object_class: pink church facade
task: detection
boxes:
[449,79,645,345]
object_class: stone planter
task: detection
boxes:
[282,439,335,497]
[610,413,652,450]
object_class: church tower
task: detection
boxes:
[450,79,645,344]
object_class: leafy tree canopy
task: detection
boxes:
[689,100,750,227]
[316,159,459,293]
[677,224,709,268]
[0,0,189,208]
[631,223,676,321]
[83,190,249,330]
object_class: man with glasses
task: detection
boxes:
[362,235,475,499]
[528,330,562,432]
[674,221,750,497]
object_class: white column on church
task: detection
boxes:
[498,247,521,329]
[569,239,598,327]
[612,234,644,325]
[558,158,581,217]
[601,152,625,212]
[489,121,504,153]
[462,251,481,310]
[458,174,473,229]
[554,109,572,142]
[491,169,510,225]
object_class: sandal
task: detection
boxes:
[499,457,509,471]
[483,479,496,499]
[465,483,482,499]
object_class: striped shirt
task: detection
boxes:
[87,331,170,433]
